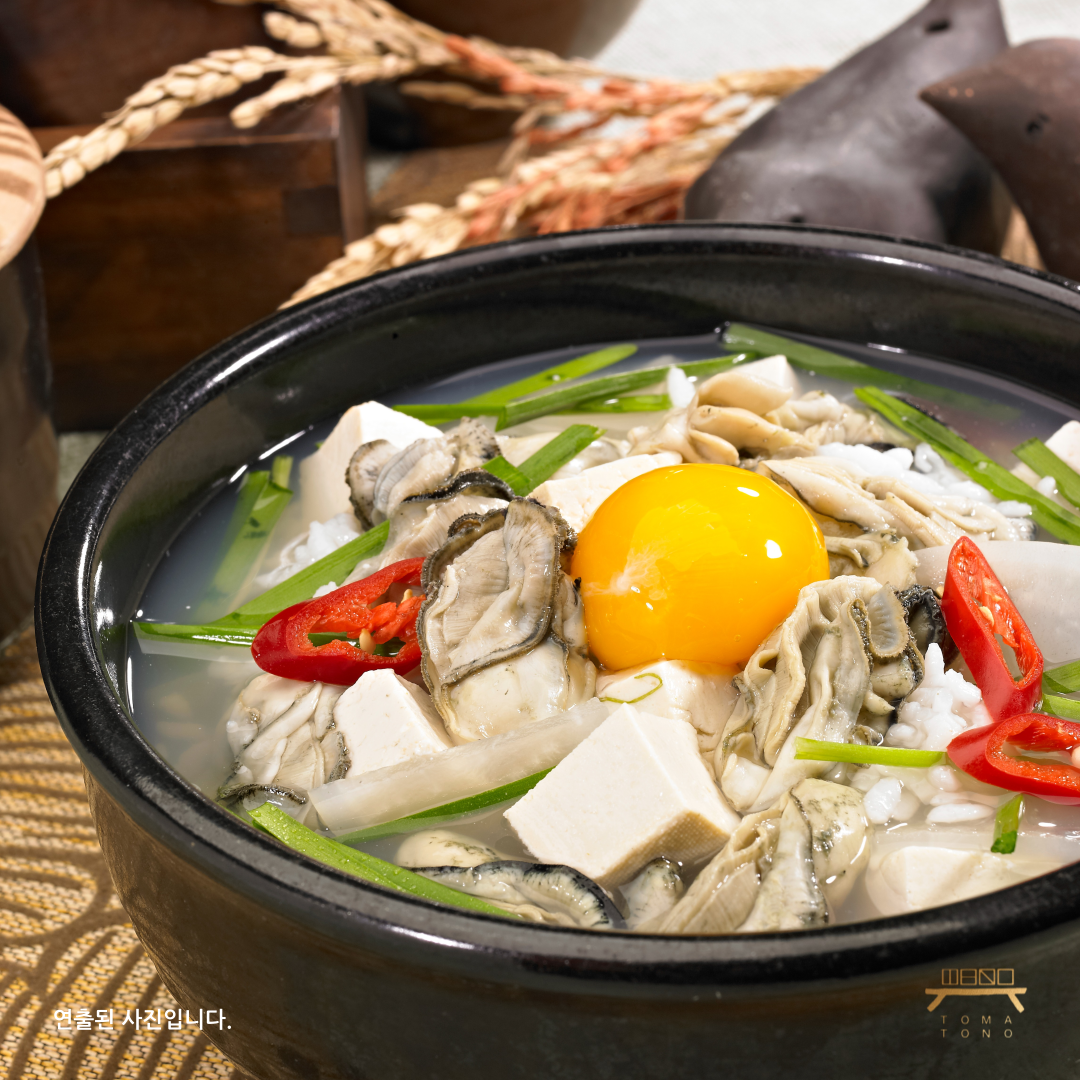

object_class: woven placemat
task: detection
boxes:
[0,627,251,1080]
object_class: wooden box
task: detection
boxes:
[33,89,365,431]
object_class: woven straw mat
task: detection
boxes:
[0,627,251,1080]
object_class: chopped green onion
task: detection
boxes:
[599,672,663,704]
[794,737,944,766]
[339,769,553,844]
[135,520,391,644]
[483,424,603,495]
[465,344,638,408]
[196,457,294,619]
[723,324,1013,417]
[393,345,637,425]
[500,367,673,430]
[134,621,258,648]
[1043,661,1080,694]
[990,793,1023,854]
[1013,437,1080,511]
[855,387,1080,545]
[1041,692,1080,721]
[565,394,671,413]
[248,803,518,919]
[481,457,533,495]
[391,403,504,424]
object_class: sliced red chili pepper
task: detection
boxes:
[251,558,425,685]
[948,713,1080,804]
[939,536,1043,722]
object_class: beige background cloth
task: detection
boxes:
[0,628,249,1080]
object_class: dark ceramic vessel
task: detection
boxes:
[37,225,1080,1080]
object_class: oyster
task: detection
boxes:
[767,390,888,447]
[347,418,500,529]
[824,529,918,590]
[395,829,509,869]
[418,499,595,740]
[218,673,346,820]
[344,472,513,584]
[716,576,926,812]
[619,858,685,930]
[415,860,623,929]
[762,456,1028,546]
[644,779,867,934]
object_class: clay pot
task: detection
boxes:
[686,0,1011,254]
[921,39,1080,280]
[0,106,57,647]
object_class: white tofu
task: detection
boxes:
[865,845,1061,916]
[331,669,452,777]
[505,704,740,888]
[726,354,801,396]
[300,401,441,524]
[595,660,737,754]
[530,452,681,533]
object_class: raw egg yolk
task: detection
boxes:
[571,464,829,670]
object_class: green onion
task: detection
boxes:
[483,424,603,496]
[794,737,944,766]
[722,324,1013,417]
[339,769,553,844]
[1013,437,1080,511]
[196,457,294,619]
[392,403,505,424]
[599,672,663,704]
[1041,692,1080,721]
[855,387,1080,545]
[499,367,674,429]
[249,803,518,919]
[990,793,1023,854]
[1043,662,1080,694]
[465,344,638,408]
[135,519,391,644]
[481,457,533,495]
[393,345,637,424]
[565,394,671,413]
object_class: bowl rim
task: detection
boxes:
[37,221,1080,990]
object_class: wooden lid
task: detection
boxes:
[0,106,45,270]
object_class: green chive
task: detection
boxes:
[465,344,638,407]
[135,520,391,644]
[599,672,663,705]
[855,387,1080,545]
[338,769,553,844]
[794,737,944,767]
[1041,692,1080,721]
[991,794,1024,854]
[393,345,637,424]
[723,324,1014,417]
[499,368,672,430]
[565,394,671,413]
[1013,438,1080,511]
[1043,662,1080,694]
[481,457,534,495]
[248,803,518,919]
[196,457,294,619]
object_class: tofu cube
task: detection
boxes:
[300,401,441,524]
[595,659,737,754]
[332,669,452,777]
[505,704,740,887]
[531,452,681,533]
[728,353,802,395]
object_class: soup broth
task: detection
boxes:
[128,329,1080,932]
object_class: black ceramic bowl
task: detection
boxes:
[38,225,1080,1080]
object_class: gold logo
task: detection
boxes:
[925,969,1026,1012]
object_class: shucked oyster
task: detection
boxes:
[218,673,346,822]
[716,575,925,813]
[344,472,513,584]
[347,418,500,529]
[418,498,596,741]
